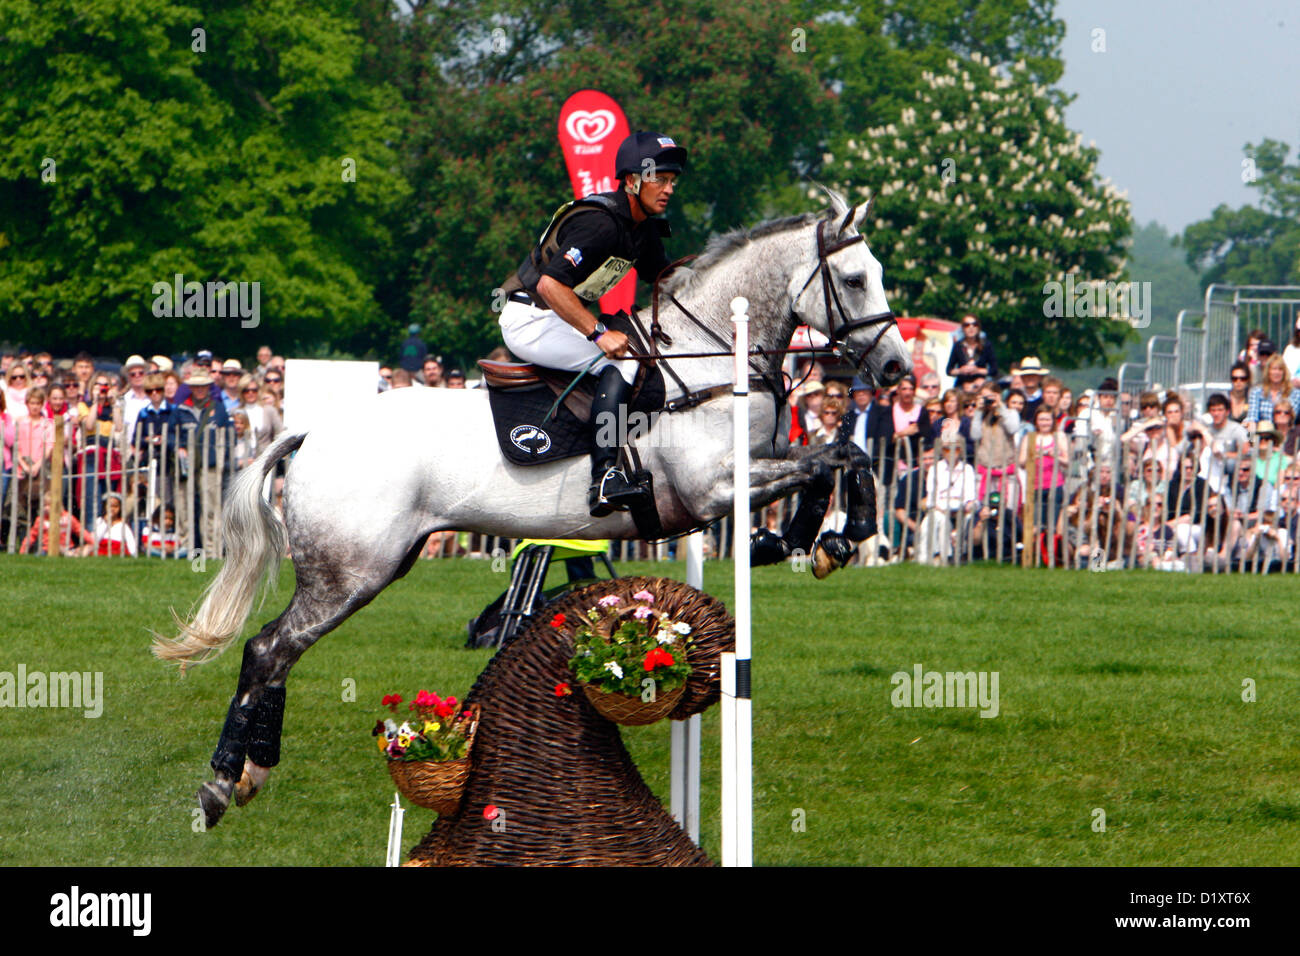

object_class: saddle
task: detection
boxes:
[480,313,665,467]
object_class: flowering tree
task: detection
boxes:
[820,54,1133,369]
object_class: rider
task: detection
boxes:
[498,131,686,517]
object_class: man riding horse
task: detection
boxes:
[498,130,686,517]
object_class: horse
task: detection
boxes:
[157,187,911,828]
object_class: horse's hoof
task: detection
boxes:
[197,781,231,830]
[812,532,853,579]
[750,529,789,567]
[234,760,271,807]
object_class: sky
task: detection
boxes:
[1056,0,1299,234]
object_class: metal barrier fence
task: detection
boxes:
[9,410,1298,574]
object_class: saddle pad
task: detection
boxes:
[488,383,593,466]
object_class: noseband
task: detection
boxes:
[794,217,898,373]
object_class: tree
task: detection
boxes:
[0,0,409,357]
[819,53,1133,369]
[391,0,827,366]
[1181,139,1300,288]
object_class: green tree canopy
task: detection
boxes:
[819,54,1133,369]
[1181,139,1300,288]
[0,0,408,357]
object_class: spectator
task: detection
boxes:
[931,388,965,444]
[1019,404,1068,532]
[71,351,96,405]
[1058,387,1074,430]
[1253,423,1289,485]
[946,314,997,390]
[446,368,467,389]
[218,360,245,412]
[399,323,428,373]
[142,504,186,558]
[795,380,826,437]
[0,391,13,509]
[1284,317,1300,387]
[1227,361,1252,422]
[1276,403,1300,457]
[1061,461,1128,569]
[891,374,930,464]
[1238,328,1267,370]
[133,373,187,510]
[4,363,29,413]
[254,345,274,379]
[1018,357,1049,418]
[1226,454,1276,565]
[795,357,824,385]
[1162,393,1206,473]
[918,434,977,564]
[391,368,414,389]
[847,377,873,453]
[378,366,393,392]
[1120,392,1164,464]
[971,384,1020,508]
[231,411,257,470]
[179,369,234,552]
[44,384,80,474]
[1199,393,1248,493]
[19,491,93,555]
[120,355,151,443]
[263,366,284,402]
[1039,376,1063,423]
[892,441,935,559]
[1004,389,1031,442]
[91,492,137,557]
[1246,353,1300,430]
[917,371,941,404]
[1164,455,1209,556]
[237,375,282,450]
[811,396,844,446]
[863,385,897,481]
[421,357,444,388]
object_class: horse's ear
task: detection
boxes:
[860,193,874,225]
[816,182,850,221]
[838,205,855,235]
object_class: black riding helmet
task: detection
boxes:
[615,131,688,181]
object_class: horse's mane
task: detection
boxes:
[660,211,824,297]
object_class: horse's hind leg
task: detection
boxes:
[198,541,419,829]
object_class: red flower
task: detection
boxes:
[414,689,441,709]
[554,682,571,697]
[643,648,675,671]
[483,804,499,820]
[551,612,567,628]
[381,693,403,708]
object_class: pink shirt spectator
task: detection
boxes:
[893,401,922,434]
[14,415,54,477]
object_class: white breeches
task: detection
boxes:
[499,300,638,385]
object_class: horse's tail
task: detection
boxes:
[152,432,307,666]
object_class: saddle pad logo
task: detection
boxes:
[563,246,583,267]
[565,110,616,145]
[510,424,552,455]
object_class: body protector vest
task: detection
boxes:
[502,193,669,304]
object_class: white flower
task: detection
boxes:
[656,630,675,645]
[673,621,692,636]
[603,661,623,679]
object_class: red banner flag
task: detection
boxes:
[557,90,634,315]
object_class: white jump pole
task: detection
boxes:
[722,297,753,867]
[670,532,705,844]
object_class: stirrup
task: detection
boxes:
[588,466,649,517]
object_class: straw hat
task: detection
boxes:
[1018,356,1049,375]
[151,354,174,372]
[123,354,147,370]
[185,370,214,386]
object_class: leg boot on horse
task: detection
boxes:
[588,365,651,517]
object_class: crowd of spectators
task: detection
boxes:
[782,314,1300,572]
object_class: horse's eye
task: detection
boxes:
[845,276,865,290]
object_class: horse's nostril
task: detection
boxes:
[882,360,903,382]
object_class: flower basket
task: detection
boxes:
[386,704,480,815]
[580,682,685,726]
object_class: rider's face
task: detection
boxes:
[637,171,677,214]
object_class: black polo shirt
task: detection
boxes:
[539,190,672,297]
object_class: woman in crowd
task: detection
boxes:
[1227,361,1252,423]
[90,491,137,557]
[236,374,283,450]
[1020,405,1069,534]
[4,363,30,414]
[1246,353,1300,431]
[1238,328,1267,370]
[231,411,258,470]
[0,391,13,510]
[811,395,844,446]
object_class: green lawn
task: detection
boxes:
[1,555,1298,866]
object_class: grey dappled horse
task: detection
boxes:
[156,189,910,828]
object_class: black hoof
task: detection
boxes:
[198,781,231,830]
[812,532,854,579]
[750,529,790,566]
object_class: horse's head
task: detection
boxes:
[788,187,911,387]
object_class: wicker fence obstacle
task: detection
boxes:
[405,575,735,866]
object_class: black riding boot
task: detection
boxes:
[588,365,650,517]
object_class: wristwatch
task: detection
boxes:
[586,321,608,342]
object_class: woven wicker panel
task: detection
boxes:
[406,575,735,866]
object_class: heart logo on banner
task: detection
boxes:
[566,110,616,144]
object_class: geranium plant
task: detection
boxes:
[372,690,474,762]
[566,589,693,697]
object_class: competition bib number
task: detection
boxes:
[574,256,633,301]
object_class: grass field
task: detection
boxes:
[1,554,1298,866]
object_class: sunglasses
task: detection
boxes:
[129,369,145,377]
[961,322,978,328]
[145,387,164,394]
[11,374,26,381]
[265,376,282,383]
[1231,375,1249,381]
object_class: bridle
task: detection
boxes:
[791,214,899,373]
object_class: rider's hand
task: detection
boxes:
[597,329,630,359]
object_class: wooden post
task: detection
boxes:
[49,418,65,557]
[1022,439,1037,568]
